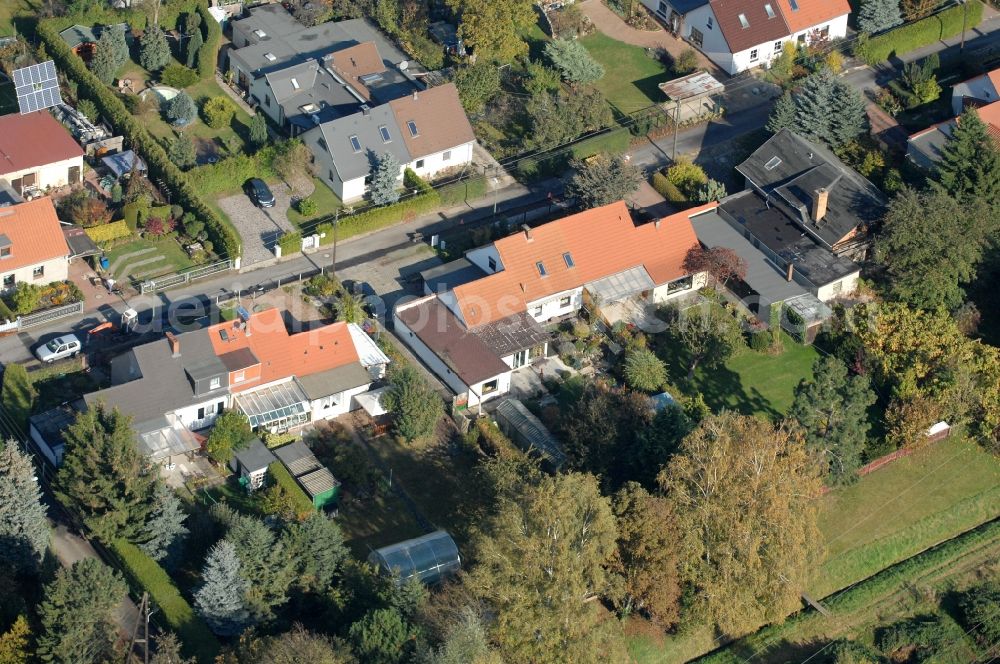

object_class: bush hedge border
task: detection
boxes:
[197,3,222,81]
[38,18,242,261]
[110,539,220,663]
[85,219,133,244]
[855,1,984,65]
[268,461,316,516]
[517,127,631,179]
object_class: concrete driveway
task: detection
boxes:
[217,185,295,266]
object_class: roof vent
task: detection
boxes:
[264,52,277,62]
[165,331,180,357]
[521,224,532,241]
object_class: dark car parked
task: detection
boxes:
[246,178,275,208]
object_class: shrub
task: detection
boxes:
[517,127,630,180]
[201,97,235,129]
[267,462,315,516]
[0,298,15,322]
[652,171,687,203]
[749,329,772,352]
[666,159,708,197]
[85,220,132,244]
[111,539,220,663]
[854,0,984,64]
[144,216,176,236]
[673,48,699,75]
[160,63,199,88]
[623,348,667,392]
[197,4,222,80]
[545,38,605,84]
[296,196,318,217]
[322,191,441,244]
[77,98,99,122]
[11,283,42,315]
[166,91,197,125]
[277,231,301,256]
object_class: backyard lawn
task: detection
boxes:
[104,234,196,282]
[581,31,674,114]
[286,177,343,230]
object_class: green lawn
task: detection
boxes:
[286,177,343,230]
[581,32,674,114]
[104,234,196,281]
[657,331,819,420]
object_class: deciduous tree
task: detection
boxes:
[566,154,643,209]
[139,25,170,72]
[901,0,937,20]
[682,245,747,288]
[454,62,501,114]
[789,356,876,484]
[447,0,535,63]
[935,107,1000,208]
[669,303,745,379]
[205,409,252,463]
[194,540,250,637]
[0,615,30,664]
[469,473,626,663]
[609,483,682,627]
[420,607,501,664]
[659,412,822,635]
[36,558,127,664]
[875,187,993,311]
[858,0,903,33]
[149,632,194,664]
[369,152,402,206]
[545,38,605,84]
[0,441,49,574]
[55,404,159,542]
[526,87,613,150]
[271,139,313,184]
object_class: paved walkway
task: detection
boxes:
[577,0,719,74]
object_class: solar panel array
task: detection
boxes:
[13,60,63,115]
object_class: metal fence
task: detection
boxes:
[140,259,233,293]
[9,301,87,331]
[213,264,323,306]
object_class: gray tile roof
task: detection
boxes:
[273,440,321,476]
[232,438,277,474]
[304,104,411,185]
[736,129,886,250]
[421,258,486,294]
[231,4,303,45]
[297,361,372,400]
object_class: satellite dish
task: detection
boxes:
[12,60,63,115]
[399,60,408,71]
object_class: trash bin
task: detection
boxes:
[99,256,110,270]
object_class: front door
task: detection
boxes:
[512,349,528,369]
[68,165,80,184]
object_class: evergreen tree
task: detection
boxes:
[284,513,348,594]
[768,68,868,148]
[225,513,292,623]
[54,404,159,543]
[36,558,127,664]
[138,484,188,563]
[936,108,1000,208]
[789,356,876,485]
[149,632,194,664]
[249,113,268,149]
[168,133,197,169]
[369,152,401,206]
[89,41,118,85]
[166,91,197,125]
[566,154,643,208]
[858,0,902,34]
[0,363,35,434]
[194,540,250,637]
[0,441,49,574]
[545,38,605,84]
[384,364,442,442]
[348,608,416,664]
[185,28,202,70]
[139,25,170,72]
[0,615,31,664]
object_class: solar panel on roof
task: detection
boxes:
[13,60,63,115]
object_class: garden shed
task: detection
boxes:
[273,440,341,509]
[367,530,461,585]
[101,150,147,180]
[494,398,566,470]
[229,438,276,491]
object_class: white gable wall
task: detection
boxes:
[406,141,475,181]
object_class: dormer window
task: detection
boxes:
[233,370,245,383]
[738,13,749,28]
[0,234,11,259]
[789,0,799,9]
[407,121,418,137]
[0,247,9,258]
[209,377,221,390]
[536,261,547,277]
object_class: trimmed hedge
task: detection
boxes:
[268,462,315,516]
[652,171,687,203]
[277,231,301,257]
[696,518,1000,663]
[197,3,222,81]
[518,127,630,179]
[85,220,133,244]
[438,175,489,206]
[855,0,984,65]
[318,190,441,244]
[38,20,241,261]
[111,539,220,663]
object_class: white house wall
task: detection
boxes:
[465,244,503,275]
[526,287,582,323]
[406,141,475,181]
[250,77,283,126]
[685,5,736,74]
[173,397,228,431]
[310,382,371,420]
[651,272,707,303]
[1,155,84,192]
[466,372,510,407]
[815,271,860,302]
[0,255,70,294]
[789,14,848,45]
[339,175,368,203]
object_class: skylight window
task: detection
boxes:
[264,52,277,62]
[764,3,775,18]
[738,13,750,28]
[253,29,266,38]
[536,261,547,277]
[789,0,799,9]
[290,78,299,90]
[563,252,575,268]
[349,135,362,153]
[379,125,391,143]
[407,121,418,137]
[765,156,782,170]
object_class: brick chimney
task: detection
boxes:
[785,262,794,282]
[654,218,662,229]
[812,188,829,222]
[522,224,532,241]
[166,331,180,357]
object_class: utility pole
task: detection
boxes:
[330,208,340,280]
[671,99,682,160]
[126,592,152,664]
[960,0,969,52]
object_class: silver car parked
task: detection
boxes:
[35,334,82,363]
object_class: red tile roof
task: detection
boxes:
[776,0,851,34]
[709,0,791,54]
[976,100,1000,146]
[451,201,714,327]
[326,41,386,102]
[0,197,71,271]
[206,309,359,392]
[0,112,84,176]
[388,83,475,160]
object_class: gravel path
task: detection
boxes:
[217,186,295,265]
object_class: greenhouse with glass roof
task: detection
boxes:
[367,530,461,585]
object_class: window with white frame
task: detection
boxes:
[559,295,571,307]
[750,48,759,61]
[774,40,783,53]
[481,378,499,394]
[210,377,221,390]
